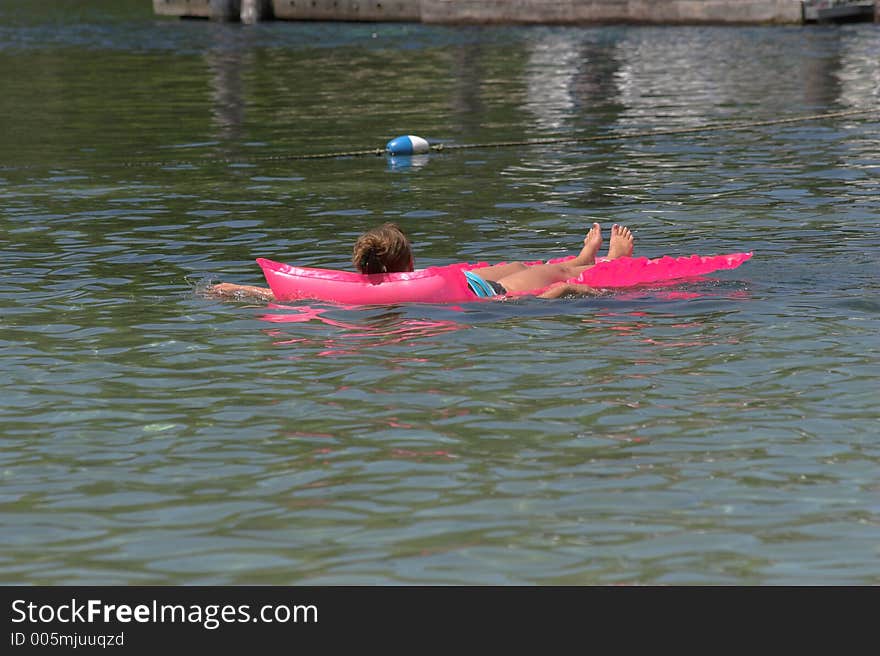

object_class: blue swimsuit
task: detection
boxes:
[464,270,507,297]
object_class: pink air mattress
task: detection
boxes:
[257,252,752,305]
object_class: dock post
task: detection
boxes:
[241,0,272,23]
[209,0,240,21]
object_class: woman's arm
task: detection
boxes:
[536,283,604,299]
[208,283,276,301]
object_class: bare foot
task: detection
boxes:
[607,224,634,260]
[571,223,603,266]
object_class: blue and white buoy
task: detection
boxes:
[386,135,430,156]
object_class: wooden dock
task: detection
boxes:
[152,0,880,24]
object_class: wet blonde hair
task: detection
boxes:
[352,223,413,274]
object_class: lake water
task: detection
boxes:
[1,1,878,585]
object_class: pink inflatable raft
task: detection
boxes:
[256,252,752,305]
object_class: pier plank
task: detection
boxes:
[153,0,878,25]
[272,0,421,22]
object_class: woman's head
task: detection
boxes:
[352,223,414,274]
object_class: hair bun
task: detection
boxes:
[352,223,412,274]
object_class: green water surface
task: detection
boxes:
[1,2,878,584]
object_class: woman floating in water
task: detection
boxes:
[209,221,634,301]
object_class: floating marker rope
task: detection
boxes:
[428,108,880,153]
[170,107,880,165]
[2,108,876,171]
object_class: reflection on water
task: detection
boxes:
[207,46,246,141]
[524,31,622,133]
[0,4,879,584]
[387,154,431,172]
[260,304,465,357]
[254,276,748,357]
